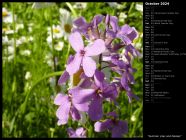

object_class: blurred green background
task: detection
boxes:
[2,2,143,138]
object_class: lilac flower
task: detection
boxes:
[106,15,138,45]
[66,32,106,77]
[54,93,89,125]
[70,70,117,121]
[73,15,104,39]
[67,127,86,138]
[94,112,128,138]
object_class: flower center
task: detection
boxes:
[3,11,8,17]
[96,89,102,94]
[80,50,86,56]
[53,28,60,33]
[64,24,72,33]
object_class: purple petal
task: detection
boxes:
[82,56,96,77]
[127,72,135,84]
[56,99,71,124]
[127,91,140,103]
[70,87,95,104]
[121,24,132,34]
[78,78,92,88]
[67,128,75,137]
[70,105,81,121]
[117,34,132,45]
[111,120,128,138]
[73,17,87,27]
[94,119,113,132]
[54,93,68,106]
[127,27,138,41]
[94,70,105,88]
[92,14,104,27]
[73,102,89,112]
[58,71,70,85]
[107,111,118,118]
[121,73,131,91]
[85,39,106,57]
[66,53,82,75]
[102,84,117,98]
[88,97,103,121]
[75,127,84,135]
[69,32,84,52]
[110,16,119,32]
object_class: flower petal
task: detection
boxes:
[94,70,105,88]
[66,53,82,75]
[121,73,131,91]
[73,17,87,27]
[88,97,103,121]
[73,102,89,112]
[82,56,96,77]
[69,32,84,52]
[54,93,67,106]
[94,119,113,132]
[56,99,71,124]
[127,91,140,103]
[111,120,128,138]
[58,71,70,85]
[85,39,106,57]
[71,86,95,104]
[70,105,81,121]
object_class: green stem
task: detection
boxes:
[12,3,17,93]
[128,2,135,14]
[19,71,63,114]
[66,2,77,17]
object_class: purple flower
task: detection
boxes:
[70,70,117,121]
[67,127,86,138]
[73,15,104,39]
[106,15,138,45]
[94,112,128,138]
[54,93,89,125]
[66,32,106,77]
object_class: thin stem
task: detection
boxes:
[12,3,17,93]
[98,54,102,70]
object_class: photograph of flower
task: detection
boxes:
[2,2,143,138]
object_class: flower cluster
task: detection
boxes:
[54,14,141,138]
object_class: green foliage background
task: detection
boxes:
[2,2,143,138]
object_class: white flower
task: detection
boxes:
[119,12,127,22]
[16,23,24,31]
[32,2,55,9]
[59,8,73,40]
[135,42,142,49]
[47,25,63,44]
[8,46,14,54]
[3,36,9,44]
[73,3,87,9]
[107,2,124,9]
[2,27,14,34]
[17,36,26,46]
[131,115,136,122]
[135,4,143,12]
[20,50,31,56]
[25,71,32,80]
[2,7,13,23]
[54,42,64,51]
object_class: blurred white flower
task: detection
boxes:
[135,4,143,12]
[32,2,55,9]
[8,46,14,54]
[25,71,32,80]
[20,50,31,56]
[3,36,9,44]
[107,2,124,9]
[16,23,24,31]
[131,115,136,122]
[2,27,14,34]
[73,3,87,9]
[2,7,13,23]
[54,42,64,51]
[135,42,142,49]
[119,12,127,22]
[59,9,73,40]
[17,36,26,46]
[47,25,63,44]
